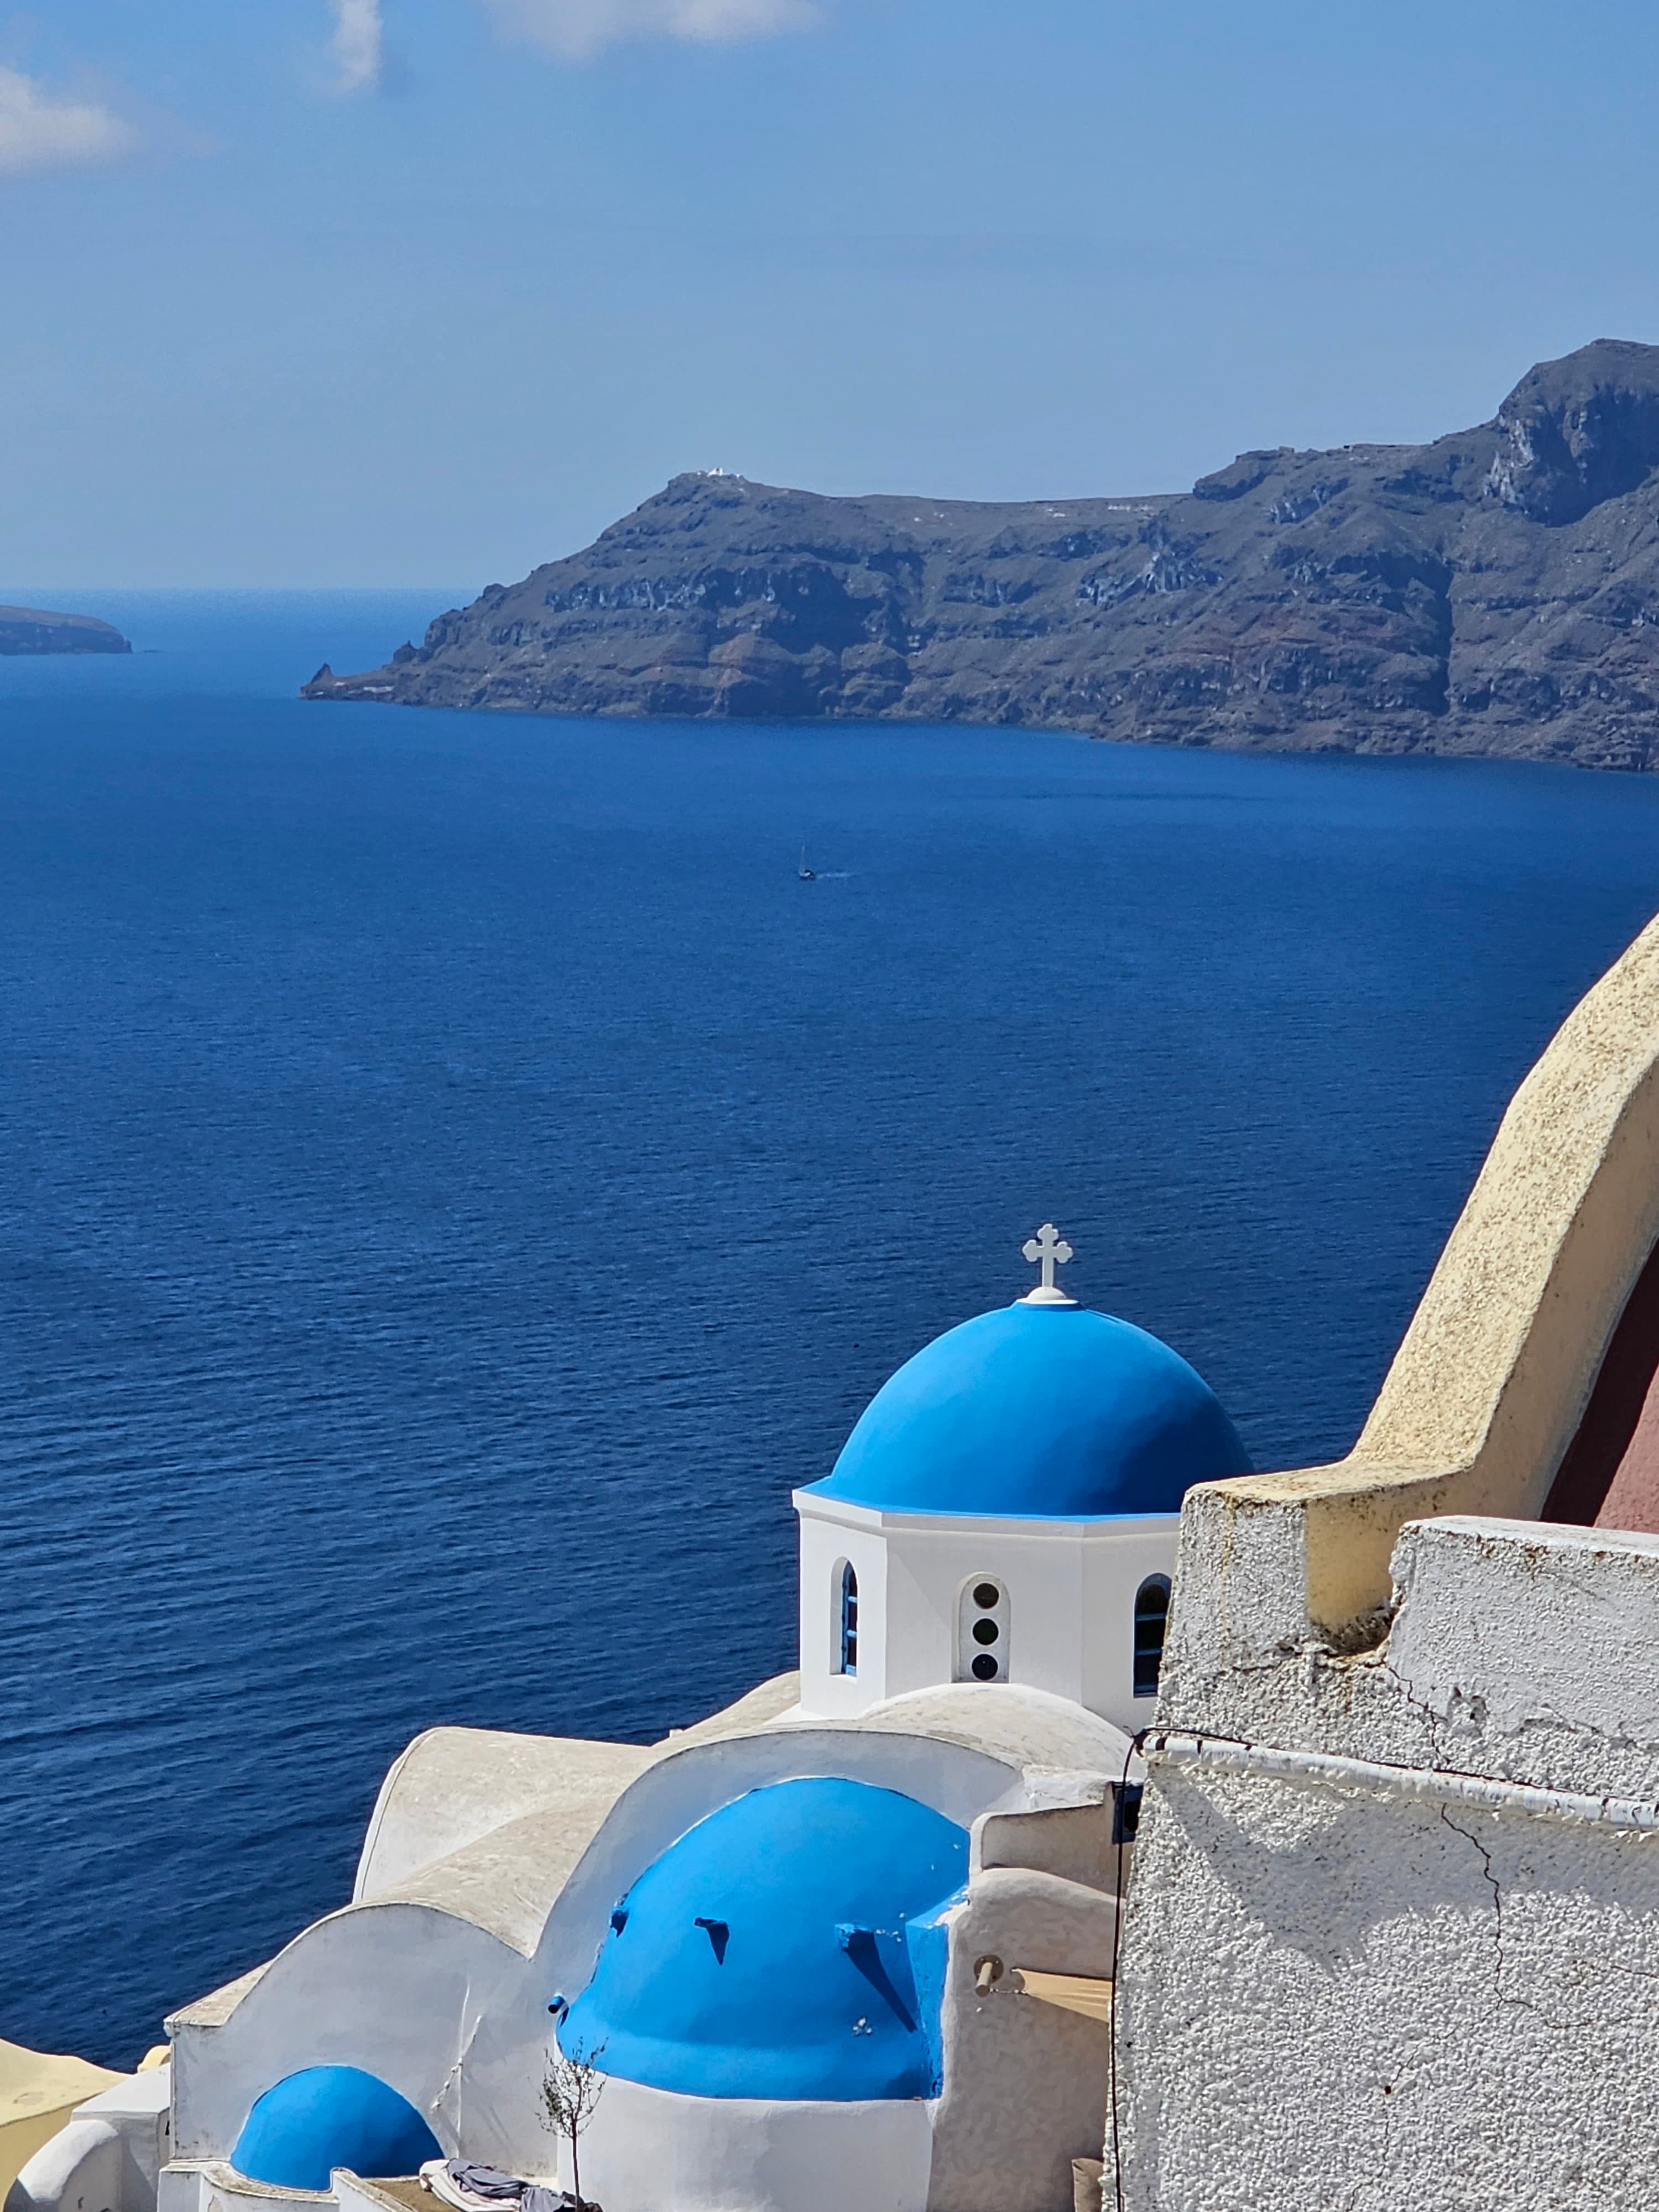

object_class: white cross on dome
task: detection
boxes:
[1019,1222,1076,1306]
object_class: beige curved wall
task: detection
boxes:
[1169,910,1659,1666]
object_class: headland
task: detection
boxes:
[0,607,131,656]
[305,337,1659,771]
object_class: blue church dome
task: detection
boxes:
[232,2067,441,2190]
[806,1300,1248,1519]
[561,1777,968,2103]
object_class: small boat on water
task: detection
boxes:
[798,843,816,881]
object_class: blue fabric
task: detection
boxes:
[232,2066,441,2190]
[806,1300,1248,1519]
[561,1777,968,2102]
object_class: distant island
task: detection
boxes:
[1,606,131,656]
[305,338,1659,771]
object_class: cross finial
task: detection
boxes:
[1020,1222,1076,1306]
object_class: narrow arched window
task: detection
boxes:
[1133,1575,1171,1699]
[835,1560,858,1676]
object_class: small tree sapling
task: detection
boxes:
[540,2040,606,2212]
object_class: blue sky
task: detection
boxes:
[8,0,1659,586]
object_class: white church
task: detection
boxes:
[10,1224,1247,2212]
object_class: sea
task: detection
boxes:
[5,588,1659,2067]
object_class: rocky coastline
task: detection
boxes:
[306,338,1659,771]
[0,606,131,656]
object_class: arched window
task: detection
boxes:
[956,1575,1008,1683]
[834,1560,858,1676]
[1133,1575,1172,1699]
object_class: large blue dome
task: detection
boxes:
[232,2067,440,2191]
[807,1300,1248,1518]
[561,1777,967,2102]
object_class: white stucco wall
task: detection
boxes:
[9,2070,171,2212]
[573,2076,933,2212]
[796,1496,1177,1729]
[168,1904,529,2169]
[927,1866,1117,2212]
[1118,1514,1659,2211]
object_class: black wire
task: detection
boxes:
[1107,1727,1150,2212]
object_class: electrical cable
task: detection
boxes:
[1106,1725,1147,2212]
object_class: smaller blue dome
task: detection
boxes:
[809,1300,1247,1519]
[232,2067,441,2191]
[562,1777,968,2102]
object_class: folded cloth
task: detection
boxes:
[421,2162,491,2212]
[447,2168,525,2203]
[524,2190,582,2212]
[419,2159,584,2212]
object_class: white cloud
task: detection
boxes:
[330,0,386,91]
[483,0,818,60]
[0,66,137,177]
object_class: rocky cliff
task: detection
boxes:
[0,606,130,655]
[306,338,1659,769]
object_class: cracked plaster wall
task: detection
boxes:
[1116,1515,1659,2211]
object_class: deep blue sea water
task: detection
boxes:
[5,591,1659,2067]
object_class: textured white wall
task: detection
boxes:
[1123,1766,1659,2209]
[353,1729,656,1903]
[1118,1515,1659,2210]
[927,1865,1118,2212]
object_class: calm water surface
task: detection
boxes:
[3,591,1659,2063]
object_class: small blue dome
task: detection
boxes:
[561,1777,968,2102]
[808,1300,1248,1519]
[232,2067,441,2191]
